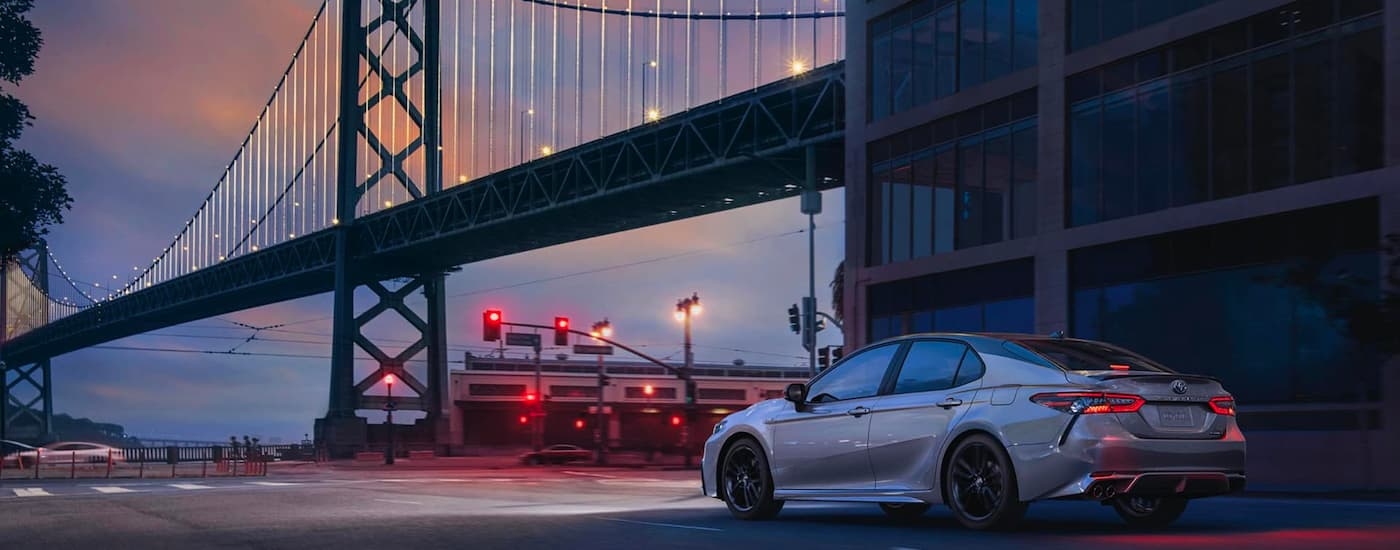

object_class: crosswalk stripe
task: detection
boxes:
[247,481,298,486]
[92,486,135,494]
[13,488,52,497]
[169,483,213,490]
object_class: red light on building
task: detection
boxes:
[524,393,537,402]
[575,419,585,429]
[670,415,682,426]
[643,384,654,396]
[518,415,528,424]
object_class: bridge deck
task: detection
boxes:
[1,62,845,363]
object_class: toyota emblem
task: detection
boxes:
[1171,380,1189,395]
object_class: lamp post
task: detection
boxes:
[590,319,613,465]
[674,293,702,468]
[383,373,396,465]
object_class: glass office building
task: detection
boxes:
[846,0,1398,488]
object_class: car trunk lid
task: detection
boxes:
[1084,372,1231,440]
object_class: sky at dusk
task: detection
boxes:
[11,0,847,443]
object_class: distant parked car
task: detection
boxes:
[3,441,123,467]
[520,444,592,465]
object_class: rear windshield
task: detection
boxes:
[1010,339,1175,373]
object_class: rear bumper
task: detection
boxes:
[1084,471,1246,500]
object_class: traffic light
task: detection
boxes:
[575,413,587,430]
[818,347,830,370]
[483,309,503,341]
[670,414,683,427]
[832,346,845,361]
[554,317,570,346]
[787,304,800,334]
[816,316,826,331]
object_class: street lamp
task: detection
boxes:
[590,318,613,465]
[674,293,701,468]
[383,373,397,465]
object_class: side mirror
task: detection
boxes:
[784,383,807,407]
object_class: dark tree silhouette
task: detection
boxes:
[829,259,844,324]
[0,0,70,262]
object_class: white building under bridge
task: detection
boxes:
[449,356,810,452]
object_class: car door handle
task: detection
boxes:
[846,406,871,417]
[937,398,963,409]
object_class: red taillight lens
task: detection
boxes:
[1031,392,1145,414]
[1208,396,1236,416]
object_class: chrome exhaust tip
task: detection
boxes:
[1103,485,1117,499]
[1088,484,1104,499]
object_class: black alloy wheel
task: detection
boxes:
[721,439,784,520]
[943,434,1027,530]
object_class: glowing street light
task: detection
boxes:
[539,145,553,156]
[790,59,808,74]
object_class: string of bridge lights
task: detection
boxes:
[32,0,845,316]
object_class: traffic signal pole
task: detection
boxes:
[533,341,543,452]
[801,145,820,376]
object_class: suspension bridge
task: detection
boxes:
[1,0,846,453]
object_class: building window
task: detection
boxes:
[549,385,599,398]
[869,0,1038,121]
[696,388,748,401]
[1067,4,1383,227]
[868,258,1035,342]
[1069,200,1382,407]
[468,384,528,397]
[1068,0,1222,51]
[624,386,677,399]
[868,90,1037,267]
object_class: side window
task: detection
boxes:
[953,347,986,387]
[806,343,900,403]
[892,341,969,394]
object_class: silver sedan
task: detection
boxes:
[701,333,1246,530]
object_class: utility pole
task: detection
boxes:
[801,145,821,376]
[590,319,613,465]
[675,293,702,468]
[532,340,543,452]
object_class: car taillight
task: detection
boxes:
[1031,392,1145,414]
[1208,396,1236,416]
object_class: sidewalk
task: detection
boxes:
[324,451,699,471]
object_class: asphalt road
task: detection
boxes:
[2,467,1397,549]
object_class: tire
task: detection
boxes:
[1111,496,1188,529]
[879,502,931,521]
[720,439,784,520]
[942,434,1028,531]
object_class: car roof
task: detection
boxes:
[871,332,1112,357]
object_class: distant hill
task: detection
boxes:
[3,405,137,447]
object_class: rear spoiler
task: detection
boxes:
[1071,371,1222,383]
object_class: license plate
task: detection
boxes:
[1157,406,1194,427]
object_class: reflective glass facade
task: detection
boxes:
[868,259,1034,341]
[1070,200,1381,405]
[867,90,1038,266]
[1069,0,1222,50]
[1068,4,1385,226]
[869,0,1038,121]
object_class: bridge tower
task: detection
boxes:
[1,240,54,443]
[316,0,453,457]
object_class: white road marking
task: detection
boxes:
[13,488,52,497]
[562,471,616,479]
[373,498,423,505]
[599,517,722,532]
[92,486,135,494]
[170,483,213,490]
[247,481,299,486]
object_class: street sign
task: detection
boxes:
[505,332,541,347]
[572,344,614,355]
[587,406,614,415]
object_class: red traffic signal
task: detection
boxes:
[483,309,503,341]
[554,317,570,346]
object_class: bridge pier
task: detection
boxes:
[318,0,453,459]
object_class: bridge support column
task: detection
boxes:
[1,356,53,443]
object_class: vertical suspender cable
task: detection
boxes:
[626,1,632,128]
[686,0,692,110]
[574,3,581,147]
[508,0,515,166]
[720,0,726,100]
[392,3,399,208]
[754,0,759,90]
[454,0,461,185]
[489,0,496,172]
[599,0,605,138]
[550,1,557,151]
